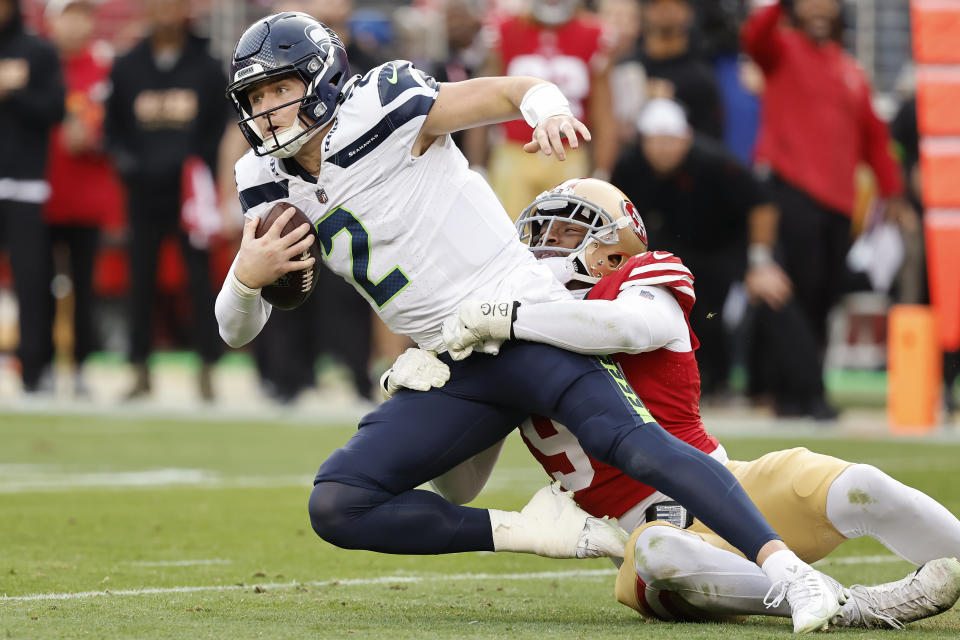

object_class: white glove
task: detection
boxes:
[442,300,519,361]
[379,348,450,398]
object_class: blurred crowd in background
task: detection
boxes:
[0,0,952,420]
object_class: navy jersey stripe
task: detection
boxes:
[327,93,436,169]
[377,63,437,106]
[387,94,436,131]
[238,180,290,213]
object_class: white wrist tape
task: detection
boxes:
[519,83,572,128]
[748,244,774,267]
[229,269,261,298]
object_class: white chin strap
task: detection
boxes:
[262,121,322,159]
[261,75,356,159]
[568,247,600,285]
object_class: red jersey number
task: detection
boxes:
[519,416,595,491]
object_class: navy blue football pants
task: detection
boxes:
[310,341,779,560]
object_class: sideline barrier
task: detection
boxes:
[888,305,941,432]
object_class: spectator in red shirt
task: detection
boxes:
[740,0,910,419]
[466,0,618,220]
[44,0,124,396]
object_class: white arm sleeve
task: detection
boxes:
[430,438,506,505]
[215,257,273,348]
[512,285,690,354]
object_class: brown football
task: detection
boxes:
[254,202,322,310]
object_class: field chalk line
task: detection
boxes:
[2,556,908,603]
[2,569,618,602]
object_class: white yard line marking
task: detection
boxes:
[1,569,617,602]
[814,555,906,566]
[129,559,233,567]
[0,470,313,494]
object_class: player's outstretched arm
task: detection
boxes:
[415,77,589,160]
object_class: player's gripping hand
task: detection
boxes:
[233,208,316,289]
[442,301,520,361]
[379,348,450,398]
[524,114,591,162]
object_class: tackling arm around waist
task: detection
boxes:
[512,285,689,355]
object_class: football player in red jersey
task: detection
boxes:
[421,179,960,629]
[465,0,617,220]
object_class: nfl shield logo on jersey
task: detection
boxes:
[316,187,328,204]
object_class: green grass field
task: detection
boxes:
[1,413,959,639]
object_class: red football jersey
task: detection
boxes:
[519,252,719,518]
[491,14,610,144]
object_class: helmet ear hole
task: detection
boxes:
[607,254,625,270]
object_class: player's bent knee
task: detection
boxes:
[308,482,345,543]
[619,521,745,623]
[834,463,905,516]
[308,481,382,548]
[634,522,698,582]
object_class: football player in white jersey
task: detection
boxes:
[215,13,848,631]
[428,178,960,630]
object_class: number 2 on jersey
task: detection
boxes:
[315,206,410,308]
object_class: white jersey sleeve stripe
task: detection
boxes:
[629,263,693,278]
[620,274,694,289]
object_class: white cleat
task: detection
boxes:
[832,557,960,630]
[764,565,848,634]
[520,483,627,559]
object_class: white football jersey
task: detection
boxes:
[234,60,571,350]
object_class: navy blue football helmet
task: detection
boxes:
[226,12,353,158]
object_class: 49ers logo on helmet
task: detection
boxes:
[622,200,647,245]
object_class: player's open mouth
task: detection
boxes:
[535,250,564,259]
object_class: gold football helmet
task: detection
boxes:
[516,178,648,284]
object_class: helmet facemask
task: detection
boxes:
[231,74,316,158]
[517,194,626,285]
